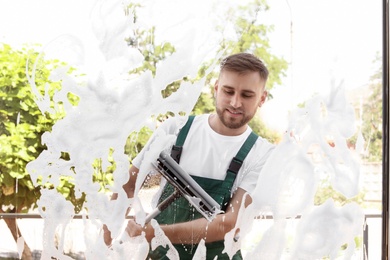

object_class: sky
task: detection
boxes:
[0,0,383,131]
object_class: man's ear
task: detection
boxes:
[259,90,267,107]
[214,80,219,97]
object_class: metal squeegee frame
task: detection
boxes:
[154,150,221,222]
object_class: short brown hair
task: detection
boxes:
[220,53,269,81]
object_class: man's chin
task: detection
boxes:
[217,109,248,129]
[223,117,245,129]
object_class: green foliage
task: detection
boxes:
[248,114,281,143]
[121,3,179,158]
[125,2,175,78]
[125,126,154,160]
[91,150,115,195]
[128,27,176,77]
[314,179,365,207]
[192,91,216,116]
[361,54,382,162]
[217,0,288,92]
[0,43,82,213]
[347,54,382,162]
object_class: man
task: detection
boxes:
[104,53,274,259]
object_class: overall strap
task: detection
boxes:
[226,131,258,182]
[170,115,195,163]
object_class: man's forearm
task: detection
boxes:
[143,188,251,245]
[157,213,236,244]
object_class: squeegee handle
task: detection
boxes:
[145,189,181,223]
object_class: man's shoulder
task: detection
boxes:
[178,114,209,127]
[158,115,199,134]
[253,136,276,153]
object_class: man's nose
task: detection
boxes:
[230,94,242,108]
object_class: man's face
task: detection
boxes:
[214,70,267,134]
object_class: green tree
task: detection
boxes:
[361,54,382,162]
[121,2,180,158]
[0,43,82,259]
[124,2,176,79]
[218,0,287,91]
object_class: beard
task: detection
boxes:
[216,106,254,130]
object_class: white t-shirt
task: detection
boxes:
[132,114,275,195]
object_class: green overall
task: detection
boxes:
[149,116,258,260]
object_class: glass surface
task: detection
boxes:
[0,0,384,259]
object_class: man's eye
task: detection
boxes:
[224,90,234,95]
[243,94,254,98]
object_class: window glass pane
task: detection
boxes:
[0,0,384,259]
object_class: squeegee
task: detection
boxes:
[147,150,221,222]
[113,150,221,245]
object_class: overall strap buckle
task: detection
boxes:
[228,157,243,175]
[227,131,258,175]
[171,145,183,164]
